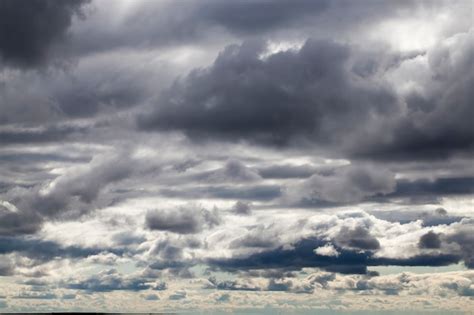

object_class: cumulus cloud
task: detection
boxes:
[145,205,221,234]
[139,28,474,161]
[138,39,398,149]
[314,244,340,257]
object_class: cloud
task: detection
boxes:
[0,124,88,145]
[206,212,474,275]
[198,0,328,35]
[145,205,221,234]
[419,231,442,249]
[0,0,89,68]
[388,177,474,199]
[370,208,465,227]
[168,290,186,300]
[14,292,57,300]
[2,151,135,235]
[193,159,261,183]
[335,226,380,251]
[283,164,396,205]
[215,293,230,302]
[65,269,161,292]
[143,293,159,301]
[0,204,42,236]
[314,244,340,257]
[351,30,474,160]
[138,39,398,149]
[0,236,121,265]
[257,163,318,179]
[0,256,14,276]
[229,224,280,249]
[231,201,252,215]
[138,29,473,161]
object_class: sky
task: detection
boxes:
[0,0,473,313]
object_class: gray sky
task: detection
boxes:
[0,0,473,313]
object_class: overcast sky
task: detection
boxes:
[0,0,473,313]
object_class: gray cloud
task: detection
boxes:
[192,159,261,183]
[370,208,465,227]
[168,290,186,300]
[65,269,160,292]
[0,0,89,68]
[14,292,57,300]
[257,163,319,179]
[335,226,380,251]
[146,205,221,234]
[284,164,396,205]
[0,0,472,308]
[0,236,123,266]
[231,201,252,215]
[139,29,473,161]
[419,231,442,249]
[138,39,398,149]
[0,257,14,276]
[3,151,134,235]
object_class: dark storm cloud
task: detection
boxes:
[208,236,469,275]
[445,228,474,268]
[208,238,374,275]
[139,29,473,161]
[0,236,123,263]
[146,206,221,234]
[0,0,89,68]
[0,205,42,236]
[138,39,398,147]
[390,177,474,197]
